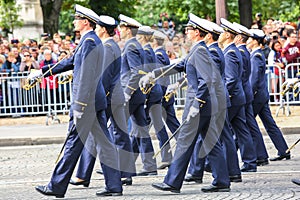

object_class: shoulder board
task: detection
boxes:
[209,48,217,52]
[144,48,150,51]
[128,43,137,48]
[104,43,112,47]
[254,53,262,57]
[197,46,206,51]
[84,38,95,42]
[155,52,163,56]
[227,50,236,53]
[239,49,245,53]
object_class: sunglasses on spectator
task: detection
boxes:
[24,54,31,57]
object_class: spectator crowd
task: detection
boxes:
[0,13,300,116]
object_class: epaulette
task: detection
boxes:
[155,52,163,56]
[85,38,95,42]
[239,49,245,53]
[144,48,150,51]
[104,43,112,47]
[197,46,206,51]
[128,43,137,48]
[227,50,236,53]
[255,53,262,57]
[209,48,217,52]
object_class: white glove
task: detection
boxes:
[59,70,73,83]
[73,110,83,126]
[166,82,179,95]
[60,70,73,78]
[124,92,131,103]
[281,78,300,95]
[186,106,199,122]
[27,69,42,80]
[139,72,155,89]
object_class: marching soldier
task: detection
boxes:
[233,22,269,166]
[247,29,290,162]
[32,5,122,197]
[140,13,230,193]
[185,19,242,183]
[219,18,257,172]
[151,30,180,147]
[136,26,173,169]
[118,14,158,176]
[69,15,136,187]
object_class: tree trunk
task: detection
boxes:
[40,0,62,37]
[238,0,252,28]
[215,0,227,24]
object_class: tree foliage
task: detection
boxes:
[252,0,300,22]
[58,0,136,34]
[89,0,136,20]
[59,0,89,34]
[0,0,23,37]
[57,0,300,34]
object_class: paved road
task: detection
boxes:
[1,132,300,199]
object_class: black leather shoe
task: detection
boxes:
[184,174,203,183]
[241,165,257,172]
[204,165,212,173]
[152,182,180,193]
[137,170,158,176]
[270,153,291,161]
[256,158,269,166]
[122,177,132,185]
[96,169,103,174]
[69,179,90,187]
[292,178,300,186]
[96,189,123,196]
[35,185,64,198]
[157,162,170,170]
[229,175,242,182]
[201,184,230,192]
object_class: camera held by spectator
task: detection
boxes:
[41,33,50,38]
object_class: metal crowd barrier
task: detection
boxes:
[0,72,72,122]
[284,63,300,111]
[1,61,298,118]
[266,64,284,105]
[169,72,186,108]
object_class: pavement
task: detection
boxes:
[1,132,300,199]
[1,105,300,199]
[0,105,299,146]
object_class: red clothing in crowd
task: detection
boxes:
[39,60,58,89]
[282,41,300,63]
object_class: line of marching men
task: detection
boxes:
[30,4,291,198]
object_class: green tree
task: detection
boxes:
[58,0,136,34]
[134,0,216,32]
[59,0,89,35]
[57,0,300,35]
[0,0,23,38]
[252,0,300,23]
[89,0,136,20]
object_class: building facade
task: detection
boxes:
[13,0,43,41]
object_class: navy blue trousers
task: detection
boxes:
[252,100,288,156]
[48,109,122,195]
[228,105,257,169]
